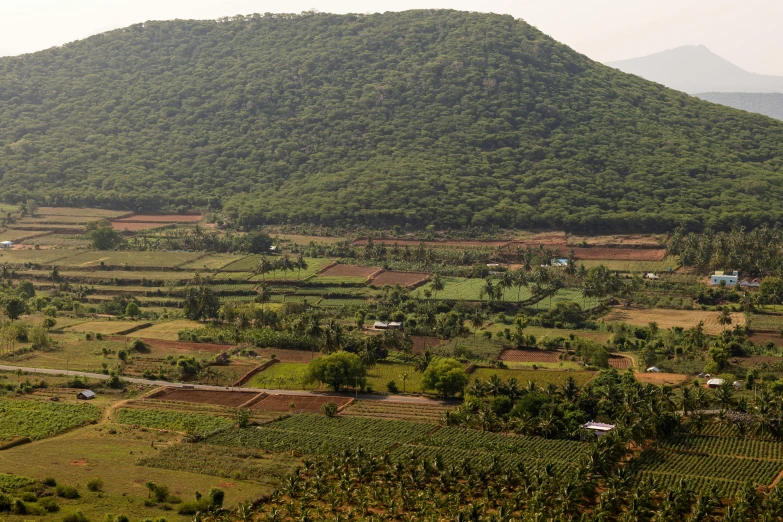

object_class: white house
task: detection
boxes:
[0,241,13,249]
[644,273,660,280]
[707,378,725,389]
[583,421,615,437]
[551,258,569,267]
[711,271,738,286]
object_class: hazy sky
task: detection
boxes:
[2,0,782,75]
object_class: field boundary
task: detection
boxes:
[315,261,339,275]
[113,323,154,336]
[233,359,280,386]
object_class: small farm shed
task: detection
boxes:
[707,378,725,389]
[739,278,761,288]
[583,422,615,437]
[644,273,660,280]
[711,271,738,286]
[374,321,389,329]
[646,366,660,373]
[76,390,96,400]
[0,241,13,249]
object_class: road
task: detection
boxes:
[0,364,452,405]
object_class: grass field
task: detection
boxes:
[469,368,596,388]
[528,288,602,311]
[0,423,268,521]
[365,362,423,393]
[603,307,745,335]
[0,249,76,265]
[245,362,320,390]
[413,276,532,302]
[248,257,333,281]
[178,253,248,270]
[134,320,203,340]
[37,207,129,218]
[748,313,783,331]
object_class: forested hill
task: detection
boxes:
[1,11,783,232]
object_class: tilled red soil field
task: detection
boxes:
[106,336,231,353]
[111,222,167,231]
[748,333,783,347]
[151,388,261,407]
[499,349,563,363]
[250,394,352,413]
[249,348,323,362]
[319,264,381,278]
[370,271,429,287]
[608,356,633,370]
[411,336,445,354]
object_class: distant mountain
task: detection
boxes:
[695,93,783,121]
[608,45,783,94]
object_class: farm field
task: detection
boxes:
[365,361,423,393]
[603,307,745,335]
[67,320,148,336]
[318,263,380,278]
[608,355,634,370]
[115,214,203,223]
[0,423,267,521]
[0,398,100,442]
[414,276,532,302]
[212,271,253,280]
[272,233,348,245]
[150,388,261,407]
[111,221,167,231]
[499,349,563,363]
[37,207,129,218]
[508,242,668,261]
[370,270,429,287]
[55,250,204,268]
[244,362,319,390]
[133,320,203,340]
[469,368,596,388]
[341,400,453,423]
[0,249,76,265]
[251,394,352,413]
[579,256,680,272]
[528,288,602,310]
[524,326,612,343]
[115,407,233,433]
[748,313,783,331]
[248,257,333,281]
[178,253,248,270]
[634,372,690,385]
[0,229,51,241]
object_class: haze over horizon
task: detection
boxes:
[2,0,782,75]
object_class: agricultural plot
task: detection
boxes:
[0,398,100,441]
[56,250,203,268]
[22,234,91,247]
[313,276,369,284]
[251,394,352,413]
[133,320,203,340]
[0,249,75,265]
[608,355,633,369]
[249,257,334,281]
[150,388,261,407]
[499,349,563,363]
[603,307,745,335]
[111,222,167,231]
[470,368,596,388]
[365,362,424,393]
[748,313,783,331]
[221,256,261,272]
[115,407,232,433]
[67,320,147,335]
[41,269,195,282]
[212,271,253,280]
[0,229,51,241]
[371,270,429,287]
[579,256,680,272]
[178,253,249,270]
[209,283,256,294]
[661,435,783,460]
[634,448,783,495]
[318,298,369,308]
[114,214,202,223]
[245,362,319,390]
[341,400,453,423]
[205,414,433,455]
[37,207,129,218]
[528,288,602,311]
[524,326,611,343]
[318,264,380,278]
[414,277,532,302]
[138,443,299,483]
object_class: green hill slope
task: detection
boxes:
[1,10,782,232]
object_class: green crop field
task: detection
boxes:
[212,271,253,280]
[67,320,147,335]
[56,250,204,268]
[0,398,100,441]
[0,249,76,265]
[37,207,129,218]
[317,298,368,308]
[579,256,680,273]
[178,253,249,270]
[220,255,262,272]
[528,288,602,311]
[748,313,783,331]
[414,276,533,302]
[341,401,454,424]
[134,320,203,340]
[23,234,91,247]
[312,275,369,284]
[366,362,423,393]
[470,368,596,388]
[0,229,51,241]
[245,362,319,390]
[115,407,233,433]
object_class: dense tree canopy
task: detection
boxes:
[1,10,783,232]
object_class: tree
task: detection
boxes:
[430,273,445,300]
[718,308,733,330]
[321,401,339,417]
[306,351,366,392]
[86,220,125,250]
[26,199,38,217]
[125,302,140,319]
[4,297,26,322]
[183,285,220,321]
[470,312,485,337]
[422,358,469,398]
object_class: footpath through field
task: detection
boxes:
[0,364,451,406]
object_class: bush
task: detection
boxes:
[177,499,210,515]
[386,380,399,393]
[56,485,79,499]
[38,497,59,513]
[12,498,26,515]
[130,338,147,352]
[321,401,339,418]
[21,492,37,502]
[87,478,103,492]
[62,510,90,522]
[43,477,57,487]
[209,488,224,508]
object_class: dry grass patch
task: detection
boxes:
[602,307,744,335]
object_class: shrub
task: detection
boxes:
[87,478,103,492]
[209,488,224,508]
[56,485,79,499]
[21,492,37,502]
[321,401,339,418]
[62,510,90,522]
[38,497,59,513]
[386,380,399,393]
[177,499,210,515]
[130,338,147,352]
[43,477,57,487]
[11,498,26,515]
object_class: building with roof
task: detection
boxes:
[707,378,725,389]
[739,278,761,289]
[583,421,615,437]
[711,271,738,286]
[0,241,13,249]
[76,390,96,400]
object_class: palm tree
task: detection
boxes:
[718,308,733,331]
[50,265,60,288]
[430,273,445,300]
[512,269,528,305]
[470,312,485,337]
[479,278,495,305]
[255,256,272,282]
[255,284,270,309]
[296,254,308,280]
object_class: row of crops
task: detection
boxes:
[340,400,453,424]
[661,435,783,460]
[115,407,233,434]
[0,399,100,441]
